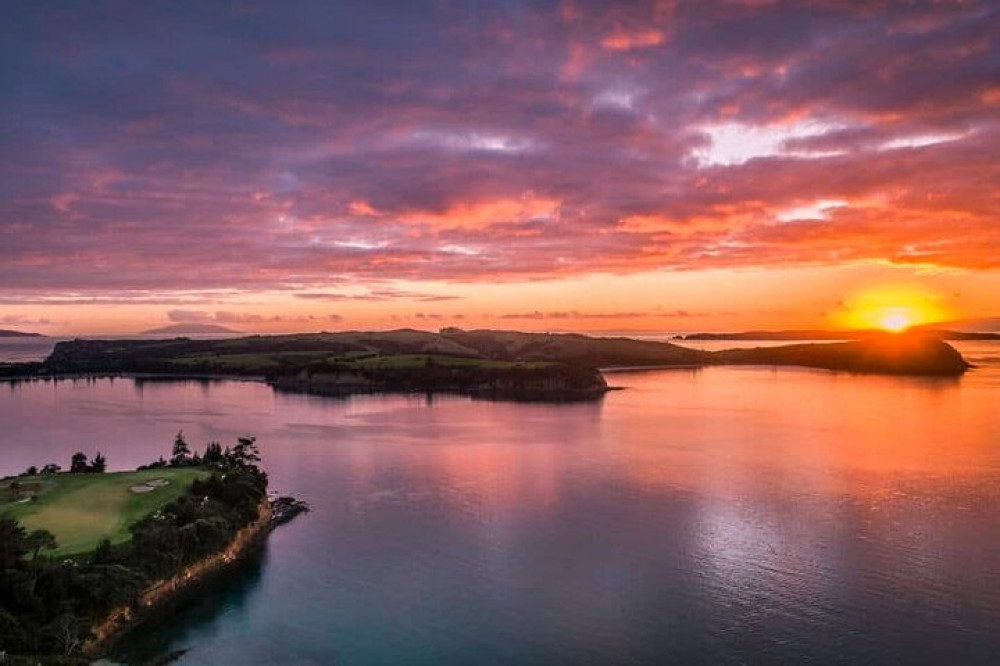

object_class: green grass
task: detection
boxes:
[0,468,208,556]
[171,351,336,372]
[348,354,555,370]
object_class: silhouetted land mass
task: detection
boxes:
[710,336,971,376]
[679,328,1000,341]
[141,323,241,335]
[0,330,971,401]
[0,328,44,338]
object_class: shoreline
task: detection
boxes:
[0,371,613,402]
[82,499,276,658]
[0,371,267,383]
[600,364,704,373]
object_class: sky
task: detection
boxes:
[1,0,998,335]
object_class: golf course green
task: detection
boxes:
[1,468,208,556]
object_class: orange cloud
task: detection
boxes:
[348,200,379,216]
[399,196,561,231]
[600,29,664,51]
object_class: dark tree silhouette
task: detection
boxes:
[203,441,224,465]
[171,431,191,466]
[229,437,261,468]
[24,529,57,562]
[69,452,89,473]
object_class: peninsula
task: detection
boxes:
[678,328,1000,342]
[0,329,44,338]
[0,435,306,661]
[0,329,972,403]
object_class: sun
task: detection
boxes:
[879,310,912,333]
[835,286,951,332]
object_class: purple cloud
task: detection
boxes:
[0,0,996,299]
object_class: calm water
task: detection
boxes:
[1,342,999,664]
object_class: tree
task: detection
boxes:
[89,452,107,473]
[25,530,58,563]
[91,538,113,565]
[40,463,61,475]
[171,431,191,466]
[69,452,88,473]
[0,515,27,568]
[229,437,261,468]
[50,613,80,656]
[24,465,38,476]
[203,441,224,465]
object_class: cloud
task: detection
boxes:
[1,315,52,326]
[500,309,710,320]
[600,29,665,52]
[295,288,460,302]
[165,310,337,326]
[167,310,214,324]
[0,0,997,299]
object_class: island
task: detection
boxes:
[678,328,1000,341]
[0,435,307,662]
[141,323,241,336]
[0,328,972,403]
[0,329,44,338]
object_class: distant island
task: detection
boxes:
[0,328,44,338]
[141,323,241,335]
[678,328,1000,341]
[0,329,972,402]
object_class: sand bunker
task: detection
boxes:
[130,478,171,494]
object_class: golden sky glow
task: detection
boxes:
[3,264,998,336]
[833,285,956,332]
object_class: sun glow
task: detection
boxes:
[879,310,913,332]
[835,286,951,332]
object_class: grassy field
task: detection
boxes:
[349,354,556,370]
[167,351,556,373]
[0,468,207,556]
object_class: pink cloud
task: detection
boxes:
[0,0,996,299]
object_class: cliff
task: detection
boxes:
[83,499,276,657]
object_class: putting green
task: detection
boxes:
[0,468,208,556]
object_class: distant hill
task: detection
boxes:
[918,317,1000,334]
[0,329,44,338]
[141,323,241,336]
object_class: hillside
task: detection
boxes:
[0,329,44,338]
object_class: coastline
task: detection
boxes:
[0,371,267,383]
[600,364,704,373]
[82,500,275,658]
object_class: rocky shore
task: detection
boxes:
[82,495,308,659]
